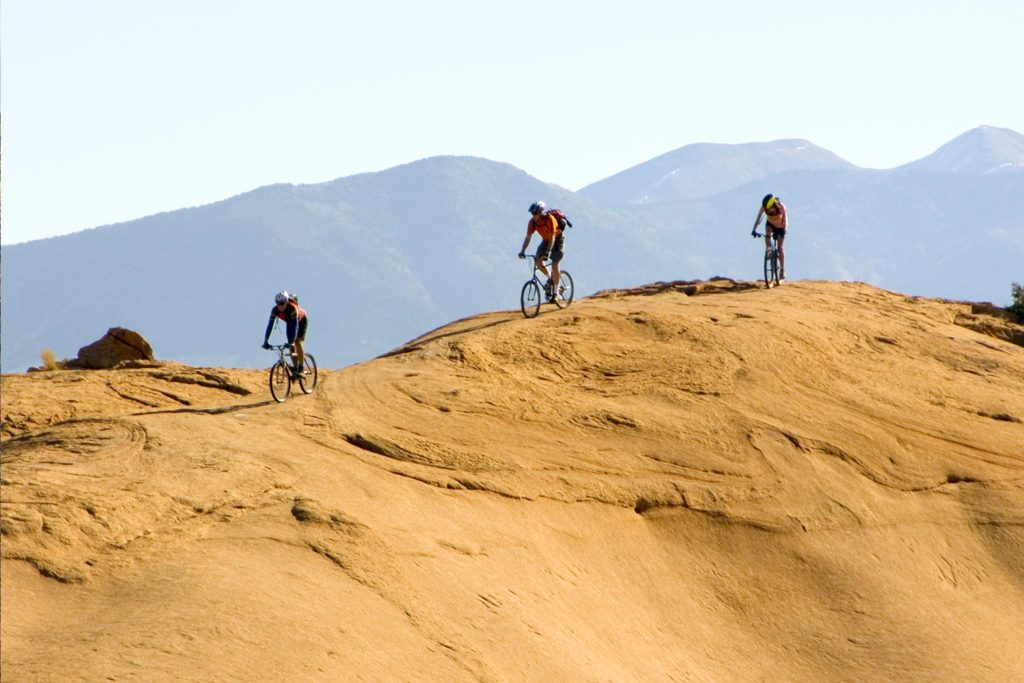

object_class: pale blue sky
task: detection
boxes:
[2,0,1022,244]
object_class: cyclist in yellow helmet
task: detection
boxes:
[753,193,788,280]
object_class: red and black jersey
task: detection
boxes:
[271,302,306,322]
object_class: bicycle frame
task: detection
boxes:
[266,343,318,402]
[268,343,298,367]
[524,253,555,280]
[525,253,565,302]
[520,253,573,317]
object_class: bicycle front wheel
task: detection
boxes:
[521,279,542,318]
[270,360,292,402]
[298,354,318,394]
[764,249,777,288]
[554,271,574,309]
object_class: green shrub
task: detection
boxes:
[1008,282,1024,324]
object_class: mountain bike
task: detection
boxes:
[520,254,574,318]
[752,229,781,289]
[267,344,318,402]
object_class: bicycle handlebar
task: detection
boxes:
[266,344,295,357]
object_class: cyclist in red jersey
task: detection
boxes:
[518,201,565,301]
[262,291,308,377]
[753,193,788,280]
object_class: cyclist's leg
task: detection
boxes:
[285,319,300,373]
[286,319,297,350]
[295,318,308,370]
[535,240,552,280]
[549,234,565,295]
[775,231,786,278]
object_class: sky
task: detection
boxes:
[2,0,1023,245]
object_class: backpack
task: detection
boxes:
[288,294,299,305]
[547,209,572,230]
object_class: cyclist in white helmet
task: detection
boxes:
[519,201,566,301]
[262,291,308,378]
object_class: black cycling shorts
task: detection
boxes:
[537,233,565,263]
[768,225,786,240]
[287,316,308,343]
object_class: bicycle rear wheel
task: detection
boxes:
[521,279,542,318]
[269,360,292,402]
[554,271,574,308]
[298,354,318,394]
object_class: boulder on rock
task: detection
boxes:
[74,328,155,369]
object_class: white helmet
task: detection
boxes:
[274,290,290,305]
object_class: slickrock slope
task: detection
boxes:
[3,280,1023,681]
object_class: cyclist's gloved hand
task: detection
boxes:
[518,252,526,259]
[262,342,271,349]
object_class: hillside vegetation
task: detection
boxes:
[2,280,1023,681]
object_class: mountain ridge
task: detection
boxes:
[577,138,856,205]
[2,128,1022,374]
[901,125,1024,174]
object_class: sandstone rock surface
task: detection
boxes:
[73,327,155,369]
[2,280,1022,681]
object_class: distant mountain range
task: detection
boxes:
[900,126,1024,174]
[3,126,1023,372]
[578,138,857,204]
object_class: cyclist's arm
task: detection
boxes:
[753,206,765,228]
[263,315,276,345]
[520,222,535,255]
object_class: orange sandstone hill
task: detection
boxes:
[3,280,1023,681]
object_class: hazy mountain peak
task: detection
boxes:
[578,138,856,205]
[903,125,1024,174]
[3,128,1022,376]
